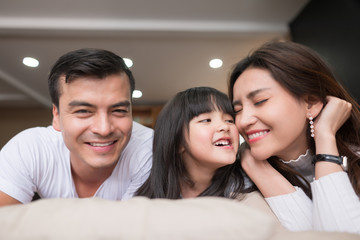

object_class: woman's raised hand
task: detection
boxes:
[314,96,352,140]
[314,96,352,178]
[239,142,295,197]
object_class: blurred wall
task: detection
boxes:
[0,107,52,149]
[290,0,360,102]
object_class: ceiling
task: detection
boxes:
[0,0,309,108]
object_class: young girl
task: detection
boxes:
[228,41,360,233]
[136,87,246,199]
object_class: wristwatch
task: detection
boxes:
[312,154,348,171]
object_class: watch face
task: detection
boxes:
[342,156,348,171]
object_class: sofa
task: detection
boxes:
[0,191,358,240]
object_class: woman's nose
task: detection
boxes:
[236,109,257,130]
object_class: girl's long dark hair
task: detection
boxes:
[228,41,360,197]
[136,87,246,199]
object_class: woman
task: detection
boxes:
[228,41,360,233]
[136,87,247,199]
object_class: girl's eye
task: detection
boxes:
[254,99,268,106]
[199,118,211,123]
[226,119,234,123]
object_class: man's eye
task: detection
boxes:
[254,99,268,106]
[114,109,128,113]
[75,109,90,114]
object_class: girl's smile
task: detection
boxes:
[181,109,239,173]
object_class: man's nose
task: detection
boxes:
[91,113,114,136]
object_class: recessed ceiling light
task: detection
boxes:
[132,90,142,98]
[123,58,133,68]
[209,58,223,69]
[23,57,39,67]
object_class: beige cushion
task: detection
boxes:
[0,196,275,240]
[239,192,360,240]
[240,191,286,234]
[0,195,358,240]
[272,230,360,240]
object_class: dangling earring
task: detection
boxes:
[308,113,315,138]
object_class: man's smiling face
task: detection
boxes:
[52,73,133,172]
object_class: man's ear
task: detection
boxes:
[305,95,324,118]
[52,104,61,132]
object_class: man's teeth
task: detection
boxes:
[89,142,114,147]
[214,140,230,146]
[248,131,268,140]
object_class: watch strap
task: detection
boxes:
[312,154,348,171]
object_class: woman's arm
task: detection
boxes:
[241,148,295,197]
[311,172,360,233]
[313,96,352,178]
[240,147,313,231]
[311,96,360,233]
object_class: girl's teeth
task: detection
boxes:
[214,140,230,146]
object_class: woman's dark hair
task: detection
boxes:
[136,87,246,199]
[228,41,360,197]
[48,48,135,108]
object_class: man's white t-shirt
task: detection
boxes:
[0,121,153,203]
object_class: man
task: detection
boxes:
[0,48,153,206]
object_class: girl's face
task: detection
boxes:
[232,68,308,161]
[180,109,239,175]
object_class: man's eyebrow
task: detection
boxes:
[112,101,131,108]
[68,101,94,108]
[232,88,270,105]
[68,100,131,108]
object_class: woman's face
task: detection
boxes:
[232,68,308,161]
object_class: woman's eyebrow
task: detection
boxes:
[246,88,270,99]
[232,88,270,106]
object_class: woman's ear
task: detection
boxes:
[52,104,61,132]
[179,145,185,153]
[305,95,324,118]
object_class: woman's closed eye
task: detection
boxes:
[233,106,242,114]
[254,99,268,106]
